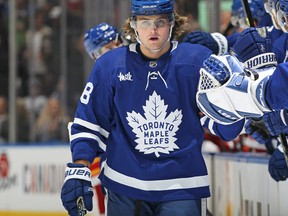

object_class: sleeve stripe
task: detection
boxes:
[200,115,208,126]
[208,119,216,135]
[71,132,106,151]
[74,118,109,138]
[200,116,216,135]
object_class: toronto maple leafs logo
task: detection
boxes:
[126,91,183,157]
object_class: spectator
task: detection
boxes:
[24,9,53,89]
[35,97,70,143]
[24,78,47,118]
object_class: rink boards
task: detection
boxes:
[205,152,288,216]
[0,145,288,216]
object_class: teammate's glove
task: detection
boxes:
[196,54,274,125]
[231,27,277,69]
[199,54,243,88]
[269,146,288,181]
[244,118,279,154]
[244,118,269,144]
[262,109,288,136]
[182,31,228,55]
[61,163,93,216]
[196,55,245,124]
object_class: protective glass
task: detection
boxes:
[130,18,171,29]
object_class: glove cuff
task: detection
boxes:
[242,53,277,69]
[64,163,92,183]
[211,32,228,55]
[278,144,284,153]
[280,109,288,126]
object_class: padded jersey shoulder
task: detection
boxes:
[174,42,213,67]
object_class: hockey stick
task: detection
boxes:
[240,0,255,27]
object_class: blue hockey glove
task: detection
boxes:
[269,146,288,181]
[231,27,276,69]
[262,109,288,136]
[182,31,228,55]
[61,163,93,216]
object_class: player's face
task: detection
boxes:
[92,40,122,61]
[99,41,122,55]
[134,15,172,58]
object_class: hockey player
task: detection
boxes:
[82,22,124,215]
[265,0,282,30]
[271,0,288,63]
[196,53,288,181]
[84,22,123,61]
[181,0,273,56]
[60,0,245,215]
[231,20,288,181]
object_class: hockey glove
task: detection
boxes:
[244,118,279,154]
[262,109,288,136]
[244,118,270,144]
[182,31,228,55]
[269,146,288,181]
[232,27,277,69]
[196,54,275,125]
[61,163,93,216]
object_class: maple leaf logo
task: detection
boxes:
[126,91,182,157]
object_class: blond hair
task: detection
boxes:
[122,13,188,42]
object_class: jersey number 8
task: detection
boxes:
[80,82,94,105]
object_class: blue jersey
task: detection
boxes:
[273,33,288,63]
[266,62,288,110]
[227,31,240,50]
[70,41,244,202]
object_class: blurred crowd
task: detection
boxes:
[0,0,235,146]
[0,0,205,144]
[0,0,89,143]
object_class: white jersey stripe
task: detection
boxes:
[103,164,210,191]
[208,119,216,135]
[74,117,109,138]
[71,132,106,151]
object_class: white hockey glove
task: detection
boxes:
[196,54,274,125]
